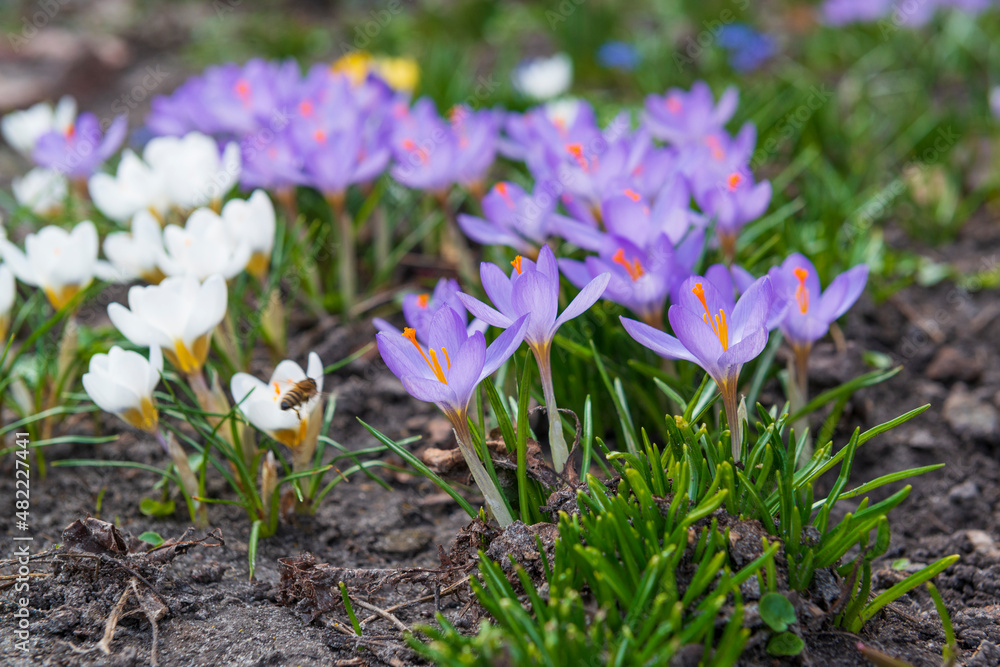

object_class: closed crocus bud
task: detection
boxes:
[231,352,324,450]
[0,220,117,310]
[108,274,227,375]
[0,264,14,342]
[82,345,163,432]
[512,53,573,101]
[221,190,275,281]
[12,167,67,217]
[159,208,252,281]
[103,211,166,284]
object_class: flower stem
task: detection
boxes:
[157,429,207,527]
[329,192,356,315]
[452,415,514,527]
[533,345,569,474]
[791,344,813,464]
[721,383,742,463]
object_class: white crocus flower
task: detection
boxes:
[1,96,76,157]
[82,345,163,432]
[89,149,170,223]
[221,190,275,281]
[0,265,14,342]
[0,220,117,310]
[159,208,251,281]
[512,53,573,101]
[12,167,68,216]
[107,274,227,375]
[103,211,166,284]
[144,133,241,211]
[231,352,324,449]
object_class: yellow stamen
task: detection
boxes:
[511,256,523,275]
[612,248,644,282]
[403,327,448,384]
[692,282,729,351]
[794,267,810,314]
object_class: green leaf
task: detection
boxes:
[854,554,959,631]
[138,531,164,547]
[767,632,805,656]
[139,498,176,517]
[759,592,797,632]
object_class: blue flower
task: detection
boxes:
[717,24,775,73]
[597,42,640,71]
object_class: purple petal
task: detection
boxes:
[377,332,430,382]
[457,213,531,253]
[426,307,469,356]
[728,276,772,342]
[511,270,557,345]
[555,272,611,330]
[480,262,515,316]
[534,244,559,282]
[445,331,486,412]
[480,314,528,380]
[815,264,868,321]
[620,316,698,363]
[456,292,515,329]
[402,376,457,408]
[717,327,767,383]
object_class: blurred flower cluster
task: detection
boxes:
[821,0,992,25]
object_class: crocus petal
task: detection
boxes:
[457,213,531,253]
[377,331,431,382]
[306,351,324,393]
[107,303,155,347]
[815,264,869,322]
[668,306,725,376]
[183,274,227,342]
[620,316,698,363]
[479,262,515,317]
[456,292,515,330]
[402,376,457,407]
[554,272,611,330]
[480,313,529,381]
[511,270,557,345]
[445,332,486,412]
[0,240,37,286]
[727,276,772,342]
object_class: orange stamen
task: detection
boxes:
[666,97,682,113]
[692,282,729,350]
[794,267,810,314]
[612,248,645,282]
[403,327,448,384]
[496,182,516,209]
[511,256,523,275]
[705,135,725,161]
[565,143,589,170]
[401,138,428,164]
[417,293,430,309]
[623,188,641,202]
[313,129,327,143]
[234,79,251,105]
[65,124,76,139]
[727,172,742,191]
[299,100,314,116]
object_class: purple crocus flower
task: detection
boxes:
[643,82,738,146]
[449,105,502,193]
[559,230,704,328]
[767,253,868,393]
[692,168,771,261]
[457,181,571,255]
[699,263,787,331]
[457,246,610,472]
[372,278,485,344]
[621,274,774,462]
[33,112,127,180]
[390,99,457,194]
[377,306,528,526]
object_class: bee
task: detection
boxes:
[280,378,319,419]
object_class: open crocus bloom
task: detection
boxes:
[12,168,67,216]
[89,149,171,223]
[622,275,773,461]
[108,274,227,375]
[643,82,738,146]
[103,211,166,284]
[0,265,14,342]
[220,190,275,281]
[159,208,252,280]
[767,253,868,354]
[0,220,116,310]
[373,278,485,344]
[33,112,127,179]
[143,132,242,210]
[511,53,573,101]
[1,96,76,158]
[377,307,528,421]
[82,345,163,433]
[231,352,324,449]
